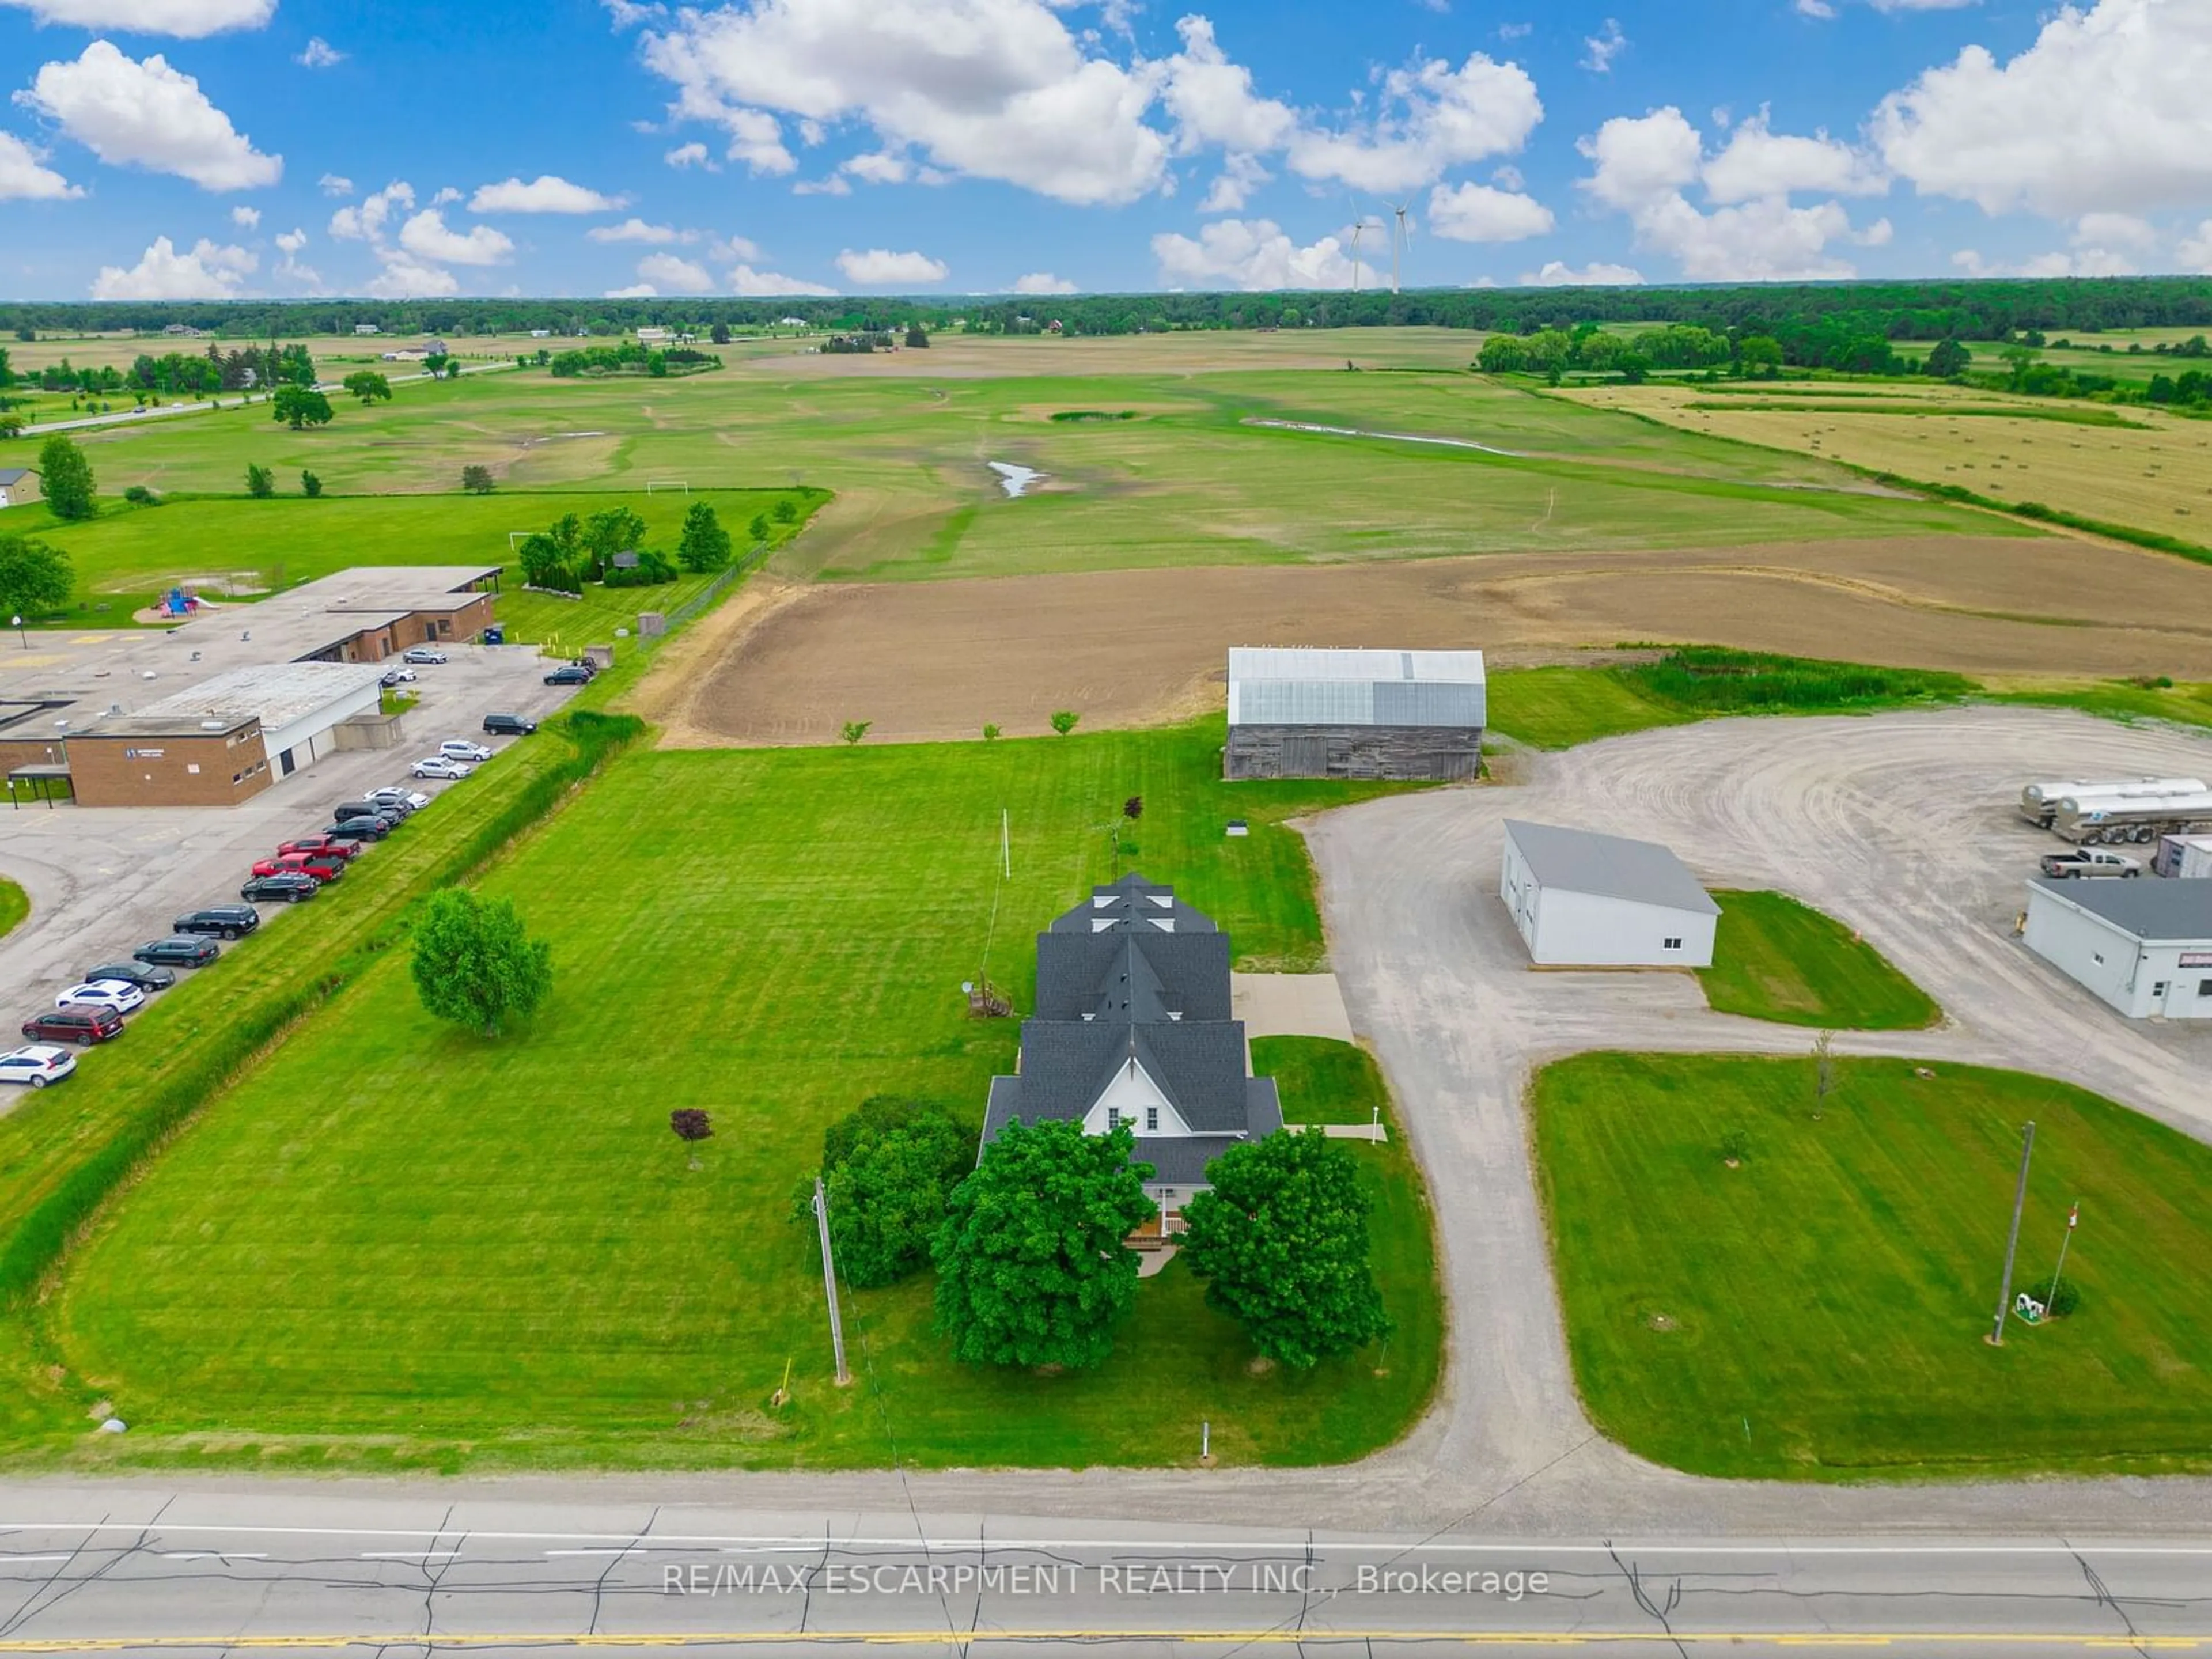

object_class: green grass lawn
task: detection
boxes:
[1990,679,2212,734]
[1253,1036,1393,1128]
[10,487,816,645]
[39,719,1440,1473]
[1534,1052,2212,1480]
[0,877,26,941]
[1485,666,1696,749]
[1700,891,1940,1030]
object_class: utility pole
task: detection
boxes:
[1988,1122,2035,1346]
[812,1177,851,1385]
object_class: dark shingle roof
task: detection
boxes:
[1504,820,1719,916]
[1033,930,1233,1022]
[1047,871,1219,935]
[2030,876,2212,940]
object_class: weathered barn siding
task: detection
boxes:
[1225,722,1480,781]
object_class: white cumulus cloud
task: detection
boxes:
[397,208,514,266]
[1702,108,1886,203]
[296,35,344,67]
[1284,50,1543,194]
[835,247,947,285]
[0,0,275,37]
[1012,271,1077,293]
[1426,180,1554,242]
[229,203,257,227]
[730,263,835,295]
[1872,0,2212,218]
[664,140,713,169]
[469,173,627,213]
[274,225,305,253]
[317,171,351,195]
[589,217,683,243]
[605,282,659,297]
[637,252,715,292]
[1152,217,1362,290]
[366,255,459,298]
[328,179,413,240]
[1519,259,1643,286]
[0,130,81,199]
[90,233,255,298]
[1580,18,1627,74]
[17,40,282,190]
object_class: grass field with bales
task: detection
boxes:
[36,719,1441,1473]
[1534,1052,2212,1481]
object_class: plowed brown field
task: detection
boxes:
[657,533,2212,747]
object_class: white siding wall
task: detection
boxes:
[2025,888,2212,1019]
[1082,1058,1193,1137]
[261,681,382,777]
[1529,889,1716,968]
[1499,835,1540,957]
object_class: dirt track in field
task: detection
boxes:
[654,532,2212,748]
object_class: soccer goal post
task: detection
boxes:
[645,479,690,495]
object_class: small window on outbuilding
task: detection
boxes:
[1662,937,1683,951]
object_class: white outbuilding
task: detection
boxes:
[1499,820,1720,968]
[2024,877,2212,1020]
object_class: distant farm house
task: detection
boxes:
[1225,646,1487,781]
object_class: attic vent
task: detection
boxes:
[199,719,226,731]
[1166,1011,1183,1021]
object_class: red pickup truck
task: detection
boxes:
[253,850,347,883]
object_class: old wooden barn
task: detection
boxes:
[1224,646,1487,781]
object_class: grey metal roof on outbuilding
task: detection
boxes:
[0,469,29,486]
[1504,820,1720,915]
[2029,876,2212,940]
[1228,646,1487,729]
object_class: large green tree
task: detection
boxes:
[1180,1129,1391,1369]
[1925,338,1973,379]
[810,1096,974,1288]
[36,435,95,520]
[271,384,334,429]
[342,370,393,404]
[0,533,73,618]
[676,501,733,573]
[931,1118,1154,1370]
[582,505,649,571]
[409,887,554,1038]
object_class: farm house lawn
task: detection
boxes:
[1254,1036,1393,1128]
[0,877,25,941]
[9,487,817,645]
[1700,891,1940,1030]
[46,719,1442,1473]
[1534,1052,2212,1481]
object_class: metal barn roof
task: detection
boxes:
[1227,647,1487,729]
[2029,877,2212,941]
[1504,820,1721,916]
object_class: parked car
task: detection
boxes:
[544,664,593,686]
[2040,849,2143,879]
[241,871,322,904]
[0,1044,75,1089]
[439,739,493,763]
[133,936,221,969]
[402,645,449,665]
[173,905,260,940]
[411,756,474,781]
[482,712,537,737]
[331,801,400,832]
[82,961,176,993]
[21,1006,124,1047]
[324,818,389,844]
[278,834,361,861]
[381,666,418,684]
[367,786,429,814]
[252,851,347,884]
[54,979,147,1016]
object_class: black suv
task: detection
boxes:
[331,801,399,831]
[83,961,177,991]
[482,713,537,736]
[241,871,320,904]
[544,665,593,686]
[173,905,260,940]
[325,817,391,843]
[134,936,221,968]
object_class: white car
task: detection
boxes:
[55,979,147,1016]
[402,646,449,665]
[0,1044,75,1089]
[411,756,474,780]
[439,739,493,763]
[367,786,429,813]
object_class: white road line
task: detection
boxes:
[161,1552,268,1561]
[0,1556,73,1565]
[360,1550,460,1560]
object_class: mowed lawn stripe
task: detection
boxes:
[1699,890,1940,1030]
[50,721,1440,1472]
[1534,1052,2212,1480]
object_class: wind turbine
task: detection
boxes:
[1389,202,1412,295]
[1347,200,1367,293]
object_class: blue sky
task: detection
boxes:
[2,0,2208,301]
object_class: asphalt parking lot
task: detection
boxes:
[0,643,578,1051]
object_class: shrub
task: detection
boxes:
[2039,1274,2082,1319]
[122,484,158,506]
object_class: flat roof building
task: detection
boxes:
[1499,819,1721,968]
[2024,877,2212,1020]
[1226,646,1487,781]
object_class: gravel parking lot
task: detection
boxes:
[0,644,576,1043]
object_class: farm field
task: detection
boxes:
[1699,890,1941,1030]
[7,334,2020,591]
[1533,1052,2212,1481]
[670,536,2212,747]
[1568,379,2212,550]
[41,719,1441,1473]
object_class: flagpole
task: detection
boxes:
[2046,1200,2080,1313]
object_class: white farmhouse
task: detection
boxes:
[2024,878,2212,1020]
[1499,820,1719,968]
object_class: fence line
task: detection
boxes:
[662,540,771,633]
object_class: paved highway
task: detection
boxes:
[1,1491,2209,1653]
